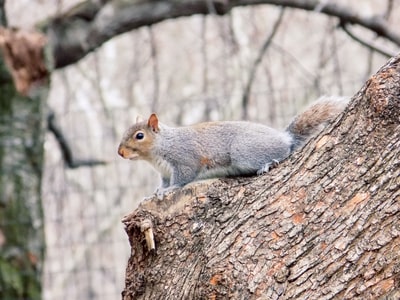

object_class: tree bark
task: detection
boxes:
[0,28,48,300]
[122,54,400,299]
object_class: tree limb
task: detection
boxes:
[47,111,107,169]
[42,0,400,69]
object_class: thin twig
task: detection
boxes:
[383,0,394,21]
[331,25,344,95]
[241,7,285,119]
[340,22,396,58]
[201,16,208,96]
[149,26,160,112]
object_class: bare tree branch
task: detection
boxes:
[42,0,400,69]
[47,111,107,169]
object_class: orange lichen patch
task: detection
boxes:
[292,213,304,225]
[267,261,284,277]
[254,282,267,296]
[315,201,327,209]
[372,96,389,113]
[276,194,292,205]
[209,273,222,286]
[197,194,208,203]
[355,157,365,166]
[248,231,258,238]
[182,229,191,238]
[296,187,307,200]
[271,231,280,241]
[0,27,48,95]
[320,241,328,250]
[374,278,394,294]
[343,192,370,213]
[315,135,331,149]
[234,234,243,246]
[236,187,246,199]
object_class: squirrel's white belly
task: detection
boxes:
[149,156,172,178]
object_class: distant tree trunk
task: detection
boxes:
[122,54,400,299]
[0,27,48,299]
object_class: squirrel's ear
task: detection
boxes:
[136,115,144,123]
[148,113,160,133]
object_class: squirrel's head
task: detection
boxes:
[118,113,160,161]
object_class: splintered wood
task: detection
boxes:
[0,27,48,95]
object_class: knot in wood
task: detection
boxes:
[274,265,290,283]
[140,218,153,232]
[365,56,400,124]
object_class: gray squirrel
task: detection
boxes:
[118,96,348,195]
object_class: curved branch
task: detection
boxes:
[340,22,397,58]
[47,111,107,169]
[42,0,400,69]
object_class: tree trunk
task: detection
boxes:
[0,28,48,300]
[122,54,400,299]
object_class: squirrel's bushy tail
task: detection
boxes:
[286,96,349,151]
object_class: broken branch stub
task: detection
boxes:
[0,27,48,95]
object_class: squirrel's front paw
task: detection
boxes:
[257,159,280,175]
[154,185,179,199]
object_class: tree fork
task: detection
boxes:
[122,54,400,299]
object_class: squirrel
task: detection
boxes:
[118,96,348,195]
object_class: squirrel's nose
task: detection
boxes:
[118,146,125,158]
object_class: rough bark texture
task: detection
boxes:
[43,0,400,69]
[122,54,400,299]
[0,28,48,300]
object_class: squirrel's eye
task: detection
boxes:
[135,132,144,140]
